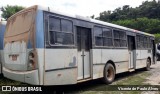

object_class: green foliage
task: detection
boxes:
[154,34,160,43]
[1,5,24,20]
[96,0,160,35]
[112,17,160,34]
[97,0,160,21]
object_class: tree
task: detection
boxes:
[154,34,160,43]
[90,15,95,19]
[1,5,24,20]
[96,0,160,35]
[112,17,160,34]
[97,0,160,21]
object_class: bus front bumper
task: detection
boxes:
[3,67,39,85]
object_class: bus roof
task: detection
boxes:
[8,5,154,37]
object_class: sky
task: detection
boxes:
[0,0,156,19]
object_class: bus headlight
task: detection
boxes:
[28,60,34,70]
[28,51,37,70]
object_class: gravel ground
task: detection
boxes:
[144,61,160,85]
[141,61,160,94]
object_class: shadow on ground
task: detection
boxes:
[38,68,151,93]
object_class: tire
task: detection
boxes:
[145,59,151,71]
[103,63,115,84]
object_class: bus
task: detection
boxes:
[0,21,6,74]
[3,5,156,85]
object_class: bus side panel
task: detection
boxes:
[0,23,6,74]
[136,50,151,69]
[102,49,129,74]
[92,49,103,79]
[92,49,129,79]
[35,10,45,85]
[141,50,151,67]
[135,50,142,69]
[44,49,77,85]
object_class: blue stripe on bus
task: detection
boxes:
[27,39,32,48]
[35,10,44,48]
[0,24,6,50]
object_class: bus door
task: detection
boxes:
[151,40,156,64]
[127,36,136,69]
[77,27,92,80]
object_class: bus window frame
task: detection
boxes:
[93,25,128,49]
[113,28,127,48]
[47,15,75,47]
[93,25,115,48]
[136,34,152,50]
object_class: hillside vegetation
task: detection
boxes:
[95,0,160,43]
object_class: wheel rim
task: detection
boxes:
[106,67,114,81]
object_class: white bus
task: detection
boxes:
[3,5,156,85]
[0,21,6,74]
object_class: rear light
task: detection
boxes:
[28,51,37,70]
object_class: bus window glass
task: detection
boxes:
[144,36,148,48]
[114,30,120,39]
[61,19,72,32]
[140,36,144,48]
[104,38,113,46]
[114,39,120,47]
[94,26,103,46]
[120,32,126,40]
[103,28,113,46]
[50,32,73,45]
[121,40,127,47]
[114,30,126,47]
[49,16,74,45]
[103,28,112,38]
[148,38,151,48]
[94,27,103,37]
[49,17,60,31]
[136,35,140,49]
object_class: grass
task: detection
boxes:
[114,70,150,85]
[0,75,27,94]
[0,76,22,86]
[0,69,157,94]
[75,69,153,94]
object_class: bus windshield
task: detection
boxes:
[5,9,35,37]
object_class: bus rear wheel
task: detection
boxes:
[145,59,151,71]
[103,63,115,84]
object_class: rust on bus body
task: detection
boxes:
[4,5,38,69]
[4,5,37,47]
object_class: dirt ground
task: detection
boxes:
[141,62,160,94]
[144,61,160,85]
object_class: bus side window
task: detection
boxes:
[94,26,103,46]
[113,30,127,47]
[103,28,113,47]
[114,31,120,47]
[49,17,60,31]
[61,19,72,32]
[120,31,127,47]
[49,16,74,46]
[143,36,148,48]
[140,36,144,48]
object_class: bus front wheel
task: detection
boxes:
[103,63,115,84]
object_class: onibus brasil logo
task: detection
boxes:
[2,86,42,91]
